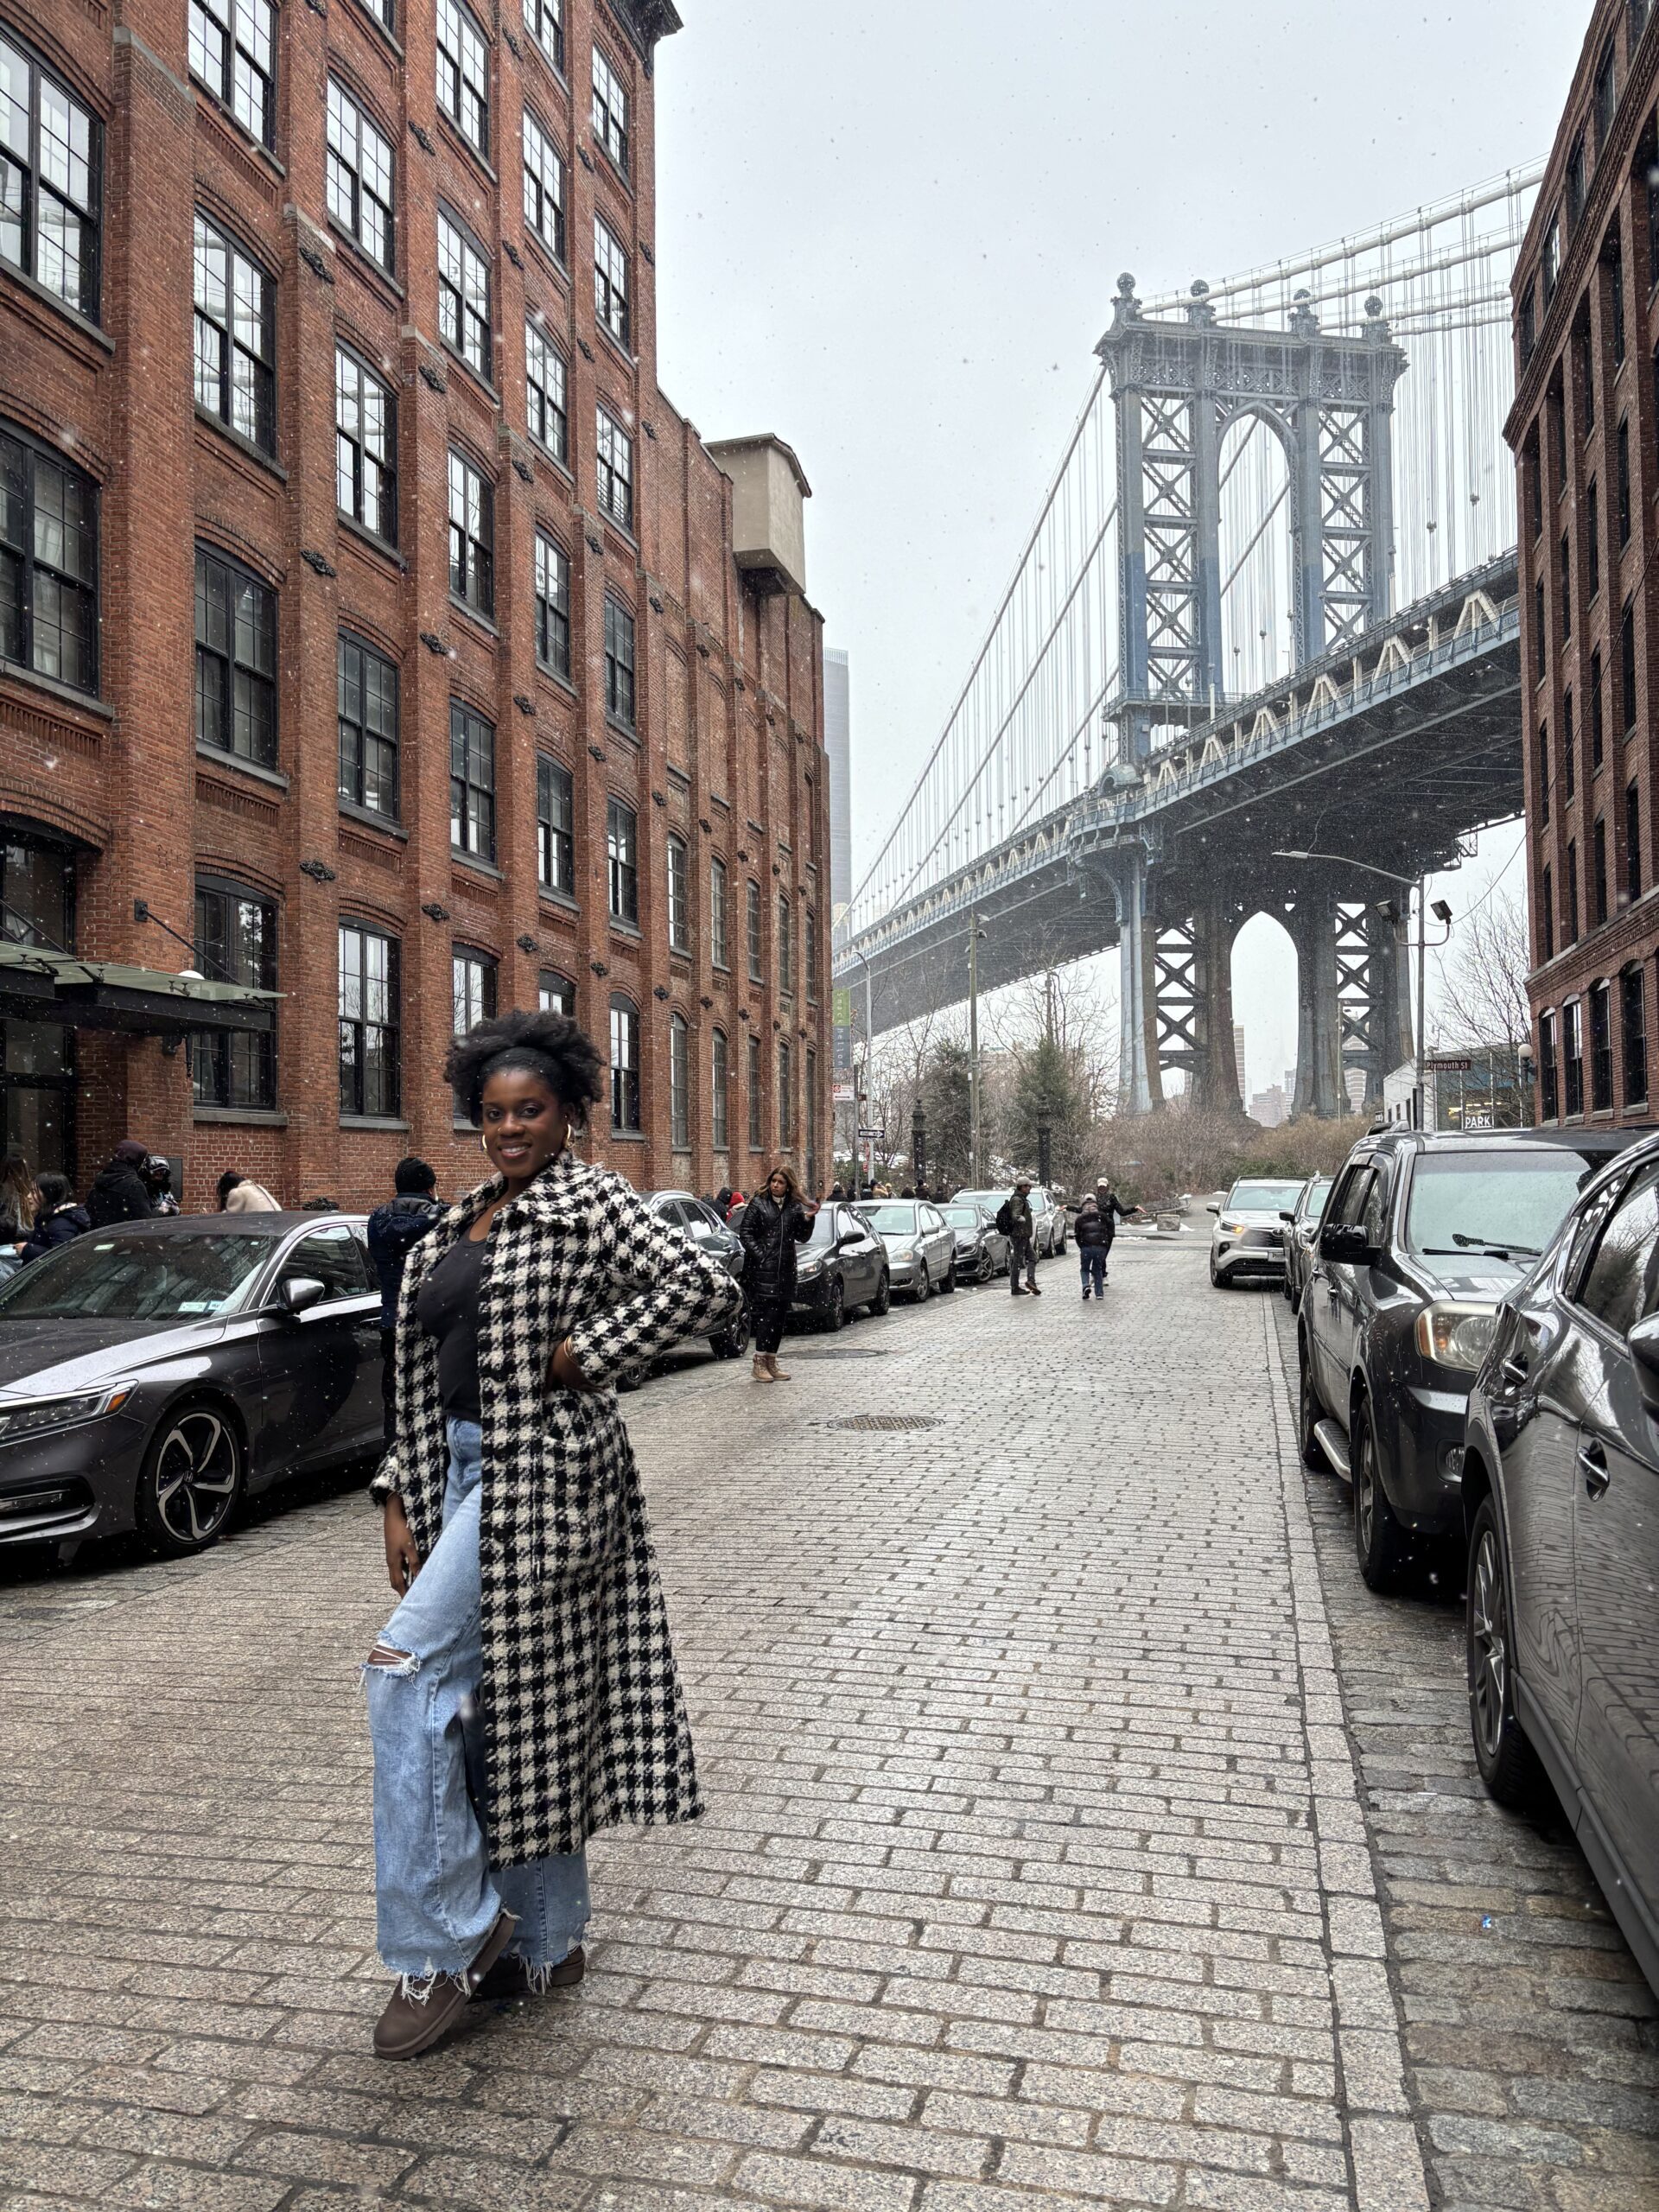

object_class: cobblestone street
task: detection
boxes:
[2,1236,1656,2211]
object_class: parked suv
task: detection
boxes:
[1461,1130,1659,1994]
[1281,1175,1334,1310]
[1298,1127,1639,1590]
[1208,1176,1304,1287]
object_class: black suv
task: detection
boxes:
[1298,1127,1640,1591]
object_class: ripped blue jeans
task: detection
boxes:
[365,1418,589,1982]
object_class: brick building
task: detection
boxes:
[0,0,830,1211]
[1510,0,1659,1126]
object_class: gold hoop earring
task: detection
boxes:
[480,1135,490,1156]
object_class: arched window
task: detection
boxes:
[711,1028,729,1151]
[609,993,640,1131]
[669,1011,690,1148]
[778,1038,792,1147]
[666,833,690,953]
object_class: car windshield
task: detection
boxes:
[0,1230,274,1320]
[862,1204,918,1235]
[942,1205,982,1228]
[1228,1181,1304,1212]
[1405,1150,1607,1257]
[1301,1179,1334,1220]
[807,1209,842,1244]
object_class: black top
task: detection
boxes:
[739,1192,814,1303]
[416,1234,487,1421]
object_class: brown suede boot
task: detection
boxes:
[372,1909,517,2061]
[472,1945,586,2002]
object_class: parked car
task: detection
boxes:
[790,1202,889,1330]
[1281,1175,1334,1310]
[0,1213,384,1560]
[1298,1125,1641,1591]
[1208,1176,1304,1287]
[1461,1129,1659,1995]
[643,1190,750,1358]
[956,1187,1067,1257]
[940,1199,1008,1284]
[857,1198,958,1301]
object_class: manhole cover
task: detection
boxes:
[827,1414,942,1432]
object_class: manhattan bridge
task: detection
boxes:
[832,170,1540,1117]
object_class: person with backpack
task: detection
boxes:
[1074,1194,1110,1300]
[995,1178,1042,1297]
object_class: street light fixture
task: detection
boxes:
[1272,849,1453,1131]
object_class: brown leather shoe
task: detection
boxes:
[472,1945,586,2002]
[372,1909,517,2060]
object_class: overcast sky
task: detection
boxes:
[654,2,1587,1093]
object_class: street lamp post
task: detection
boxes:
[968,909,985,1187]
[1273,851,1452,1129]
[1037,1116,1052,1188]
[912,1101,927,1192]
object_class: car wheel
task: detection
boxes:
[821,1278,846,1333]
[1466,1494,1545,1809]
[709,1300,751,1359]
[1209,1255,1228,1288]
[869,1271,891,1317]
[940,1259,957,1294]
[912,1264,930,1304]
[1298,1346,1327,1470]
[135,1400,245,1557]
[1352,1398,1409,1592]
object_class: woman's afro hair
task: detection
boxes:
[443,1007,606,1128]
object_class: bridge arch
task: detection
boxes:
[1229,906,1299,1121]
[1218,410,1296,699]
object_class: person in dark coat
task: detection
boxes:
[739,1164,816,1382]
[85,1140,156,1228]
[16,1173,91,1264]
[996,1178,1042,1297]
[367,1158,445,1448]
[1092,1177,1141,1287]
[1074,1196,1111,1300]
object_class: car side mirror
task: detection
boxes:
[1279,1210,1295,1223]
[1627,1313,1659,1411]
[1319,1223,1377,1267]
[1206,1202,1220,1216]
[278,1275,327,1318]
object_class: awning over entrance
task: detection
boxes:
[0,942,280,1037]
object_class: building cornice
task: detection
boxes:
[598,0,683,74]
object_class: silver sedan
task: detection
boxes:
[855,1200,958,1302]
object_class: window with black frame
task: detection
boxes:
[590,43,629,175]
[594,215,629,348]
[747,1030,762,1148]
[193,212,274,452]
[339,921,400,1119]
[448,448,493,614]
[670,1011,689,1148]
[777,893,792,995]
[535,531,570,676]
[746,880,762,982]
[537,753,574,894]
[0,423,99,694]
[1540,1008,1559,1121]
[326,80,393,271]
[189,0,275,144]
[666,833,690,954]
[438,210,491,379]
[711,1028,728,1151]
[435,0,489,155]
[449,699,494,860]
[1624,965,1648,1107]
[1563,997,1585,1117]
[525,322,568,462]
[192,879,276,1109]
[595,407,632,531]
[338,634,397,819]
[0,30,100,318]
[1629,779,1643,898]
[805,906,817,1001]
[709,857,728,969]
[335,346,396,543]
[778,1039,792,1147]
[604,596,635,728]
[194,545,276,767]
[525,0,562,72]
[606,796,637,925]
[453,945,497,1037]
[523,111,564,262]
[1590,979,1614,1113]
[539,969,574,1017]
[609,993,640,1131]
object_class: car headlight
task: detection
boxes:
[1219,1217,1246,1236]
[0,1382,137,1443]
[1414,1304,1498,1372]
[798,1257,823,1281]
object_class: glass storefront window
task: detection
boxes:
[0,830,77,1179]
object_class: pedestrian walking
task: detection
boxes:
[217,1171,281,1212]
[366,1157,445,1451]
[739,1164,817,1382]
[996,1176,1043,1296]
[1092,1175,1142,1287]
[16,1172,91,1264]
[365,1007,739,2061]
[143,1156,180,1214]
[86,1140,156,1228]
[1074,1194,1110,1300]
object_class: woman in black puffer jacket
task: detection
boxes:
[739,1165,816,1382]
[18,1173,92,1265]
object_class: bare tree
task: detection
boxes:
[1430,887,1531,1109]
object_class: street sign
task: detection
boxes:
[832,987,852,1026]
[832,1084,855,1103]
[856,1125,882,1140]
[1427,1056,1474,1071]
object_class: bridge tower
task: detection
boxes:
[1095,278,1408,1116]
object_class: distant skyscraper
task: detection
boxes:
[825,648,852,923]
[1233,1023,1248,1107]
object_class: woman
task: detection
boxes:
[739,1164,816,1383]
[218,1170,281,1212]
[0,1150,37,1236]
[365,1007,740,2062]
[17,1173,90,1264]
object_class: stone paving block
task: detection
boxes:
[733,2148,922,2210]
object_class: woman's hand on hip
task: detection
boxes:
[547,1336,593,1394]
[383,1495,422,1594]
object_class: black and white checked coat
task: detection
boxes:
[369,1152,741,1866]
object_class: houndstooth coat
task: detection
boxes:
[369,1152,741,1866]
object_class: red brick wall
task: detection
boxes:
[0,0,831,1210]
